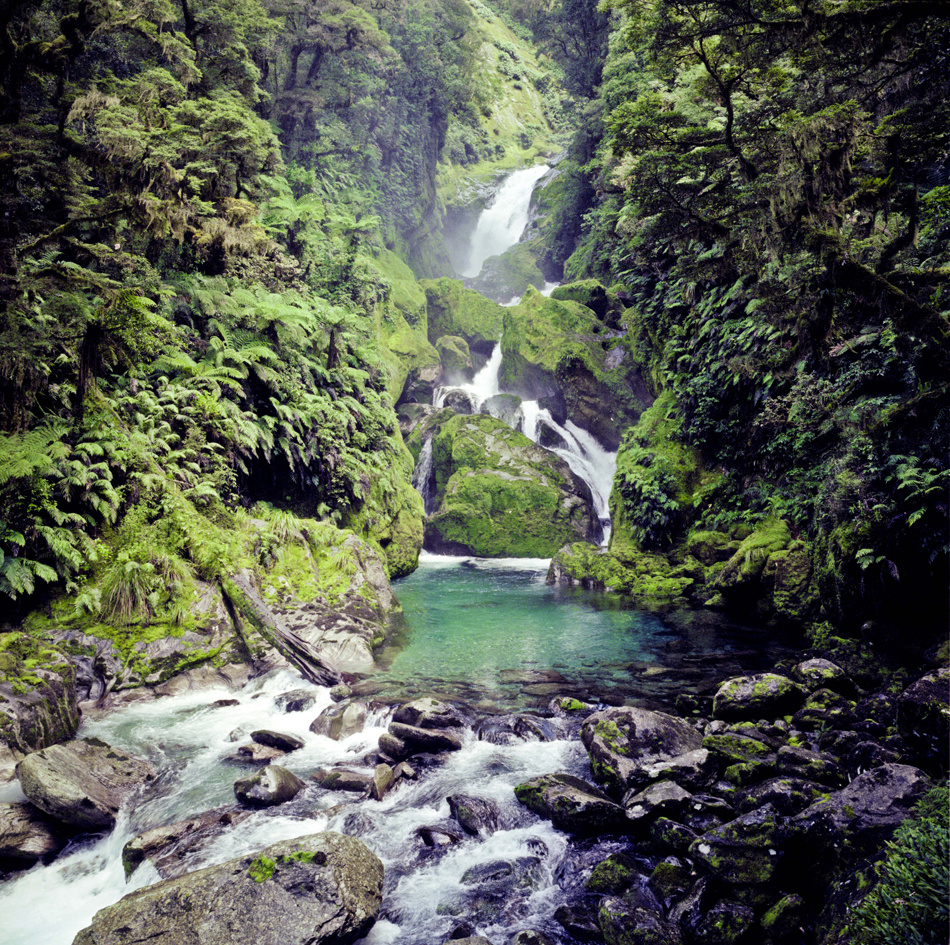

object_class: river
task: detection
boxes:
[0,556,795,945]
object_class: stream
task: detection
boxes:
[0,557,796,945]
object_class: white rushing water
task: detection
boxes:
[433,343,502,413]
[0,669,588,945]
[461,165,550,278]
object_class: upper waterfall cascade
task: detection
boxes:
[422,344,617,545]
[461,165,550,278]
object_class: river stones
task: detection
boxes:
[311,767,375,793]
[448,793,500,836]
[514,773,626,835]
[15,738,156,830]
[389,721,463,753]
[275,689,319,713]
[369,763,395,801]
[580,707,704,798]
[0,801,65,869]
[311,702,368,740]
[712,673,806,722]
[73,832,384,945]
[598,886,678,945]
[393,697,465,730]
[234,764,305,808]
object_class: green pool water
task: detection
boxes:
[365,555,798,711]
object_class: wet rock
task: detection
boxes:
[789,763,931,874]
[393,698,465,728]
[792,659,854,696]
[760,893,809,941]
[648,857,693,910]
[448,793,500,836]
[555,901,604,941]
[689,803,788,885]
[599,887,680,945]
[509,931,555,945]
[586,852,639,893]
[481,393,522,426]
[650,817,699,855]
[311,703,368,741]
[693,900,755,944]
[551,696,594,715]
[210,698,240,708]
[389,721,463,753]
[442,390,474,413]
[775,744,846,786]
[122,806,252,879]
[329,683,352,703]
[846,739,902,775]
[226,743,286,765]
[378,732,408,761]
[897,667,949,773]
[73,832,384,945]
[736,777,828,816]
[250,729,304,752]
[669,878,710,941]
[393,761,417,781]
[234,764,305,808]
[623,748,717,795]
[624,781,693,831]
[581,707,703,798]
[275,689,319,713]
[712,674,806,722]
[791,688,855,731]
[450,938,495,945]
[311,768,375,793]
[514,772,626,835]
[853,692,898,728]
[16,738,155,830]
[0,801,65,869]
[416,823,463,847]
[369,763,395,801]
[460,856,542,888]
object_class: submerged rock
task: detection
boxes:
[73,832,384,945]
[16,738,155,830]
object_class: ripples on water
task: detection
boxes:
[0,556,799,945]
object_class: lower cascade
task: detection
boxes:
[424,343,617,545]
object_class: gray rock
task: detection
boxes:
[392,697,465,730]
[226,743,285,765]
[311,768,374,793]
[378,731,408,761]
[897,667,949,770]
[448,793,500,836]
[712,673,806,722]
[311,703,368,740]
[234,764,305,808]
[73,832,383,945]
[509,931,555,945]
[791,688,855,731]
[369,763,395,801]
[624,781,693,830]
[623,748,717,794]
[122,806,252,878]
[389,721,462,753]
[776,745,847,786]
[250,730,304,752]
[689,803,788,885]
[599,887,680,945]
[275,689,319,713]
[16,738,155,830]
[693,900,754,944]
[792,658,853,695]
[514,772,626,835]
[736,777,828,816]
[0,801,65,867]
[581,707,703,798]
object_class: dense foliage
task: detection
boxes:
[561,0,949,635]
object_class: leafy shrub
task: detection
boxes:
[847,782,949,945]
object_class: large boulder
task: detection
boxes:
[897,667,949,773]
[234,765,305,808]
[514,772,626,835]
[73,832,384,945]
[392,697,465,730]
[419,412,598,557]
[712,673,806,722]
[0,801,65,869]
[16,738,155,830]
[580,707,704,798]
[420,278,505,348]
[310,703,368,741]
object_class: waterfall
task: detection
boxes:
[461,166,549,278]
[412,438,436,515]
[433,343,502,413]
[424,343,618,545]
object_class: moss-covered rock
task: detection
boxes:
[500,286,651,447]
[550,279,626,327]
[471,241,546,302]
[420,278,505,348]
[435,335,474,384]
[0,634,79,756]
[421,413,597,557]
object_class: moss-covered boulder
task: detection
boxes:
[514,772,626,835]
[73,832,384,945]
[420,278,505,348]
[500,286,652,447]
[0,634,79,756]
[471,241,546,302]
[712,674,807,722]
[435,335,475,384]
[550,279,626,328]
[421,413,597,557]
